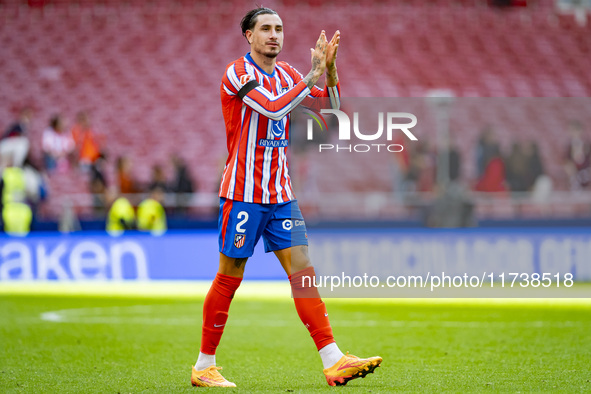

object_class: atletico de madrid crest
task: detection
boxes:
[234,234,245,248]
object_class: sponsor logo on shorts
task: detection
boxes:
[282,219,305,231]
[282,220,292,231]
[234,234,245,248]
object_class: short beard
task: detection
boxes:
[255,46,281,59]
[264,51,279,59]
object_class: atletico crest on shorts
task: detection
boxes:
[234,234,245,249]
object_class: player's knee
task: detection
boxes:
[219,255,247,278]
[291,246,312,273]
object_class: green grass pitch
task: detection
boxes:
[1,284,590,393]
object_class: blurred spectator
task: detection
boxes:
[58,199,81,233]
[116,156,140,194]
[148,164,168,192]
[426,135,473,227]
[137,186,167,235]
[1,156,26,208]
[2,201,32,236]
[1,106,32,168]
[416,142,436,193]
[1,154,32,235]
[438,135,462,183]
[424,181,475,228]
[106,192,136,236]
[523,141,545,191]
[170,154,194,214]
[448,144,461,183]
[475,144,508,193]
[402,147,421,194]
[390,135,411,197]
[522,141,553,202]
[22,154,48,214]
[505,142,529,192]
[0,150,46,218]
[475,126,499,179]
[42,114,75,173]
[89,154,108,215]
[71,111,102,172]
[402,142,434,194]
[563,120,591,190]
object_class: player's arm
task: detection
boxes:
[295,30,340,110]
[222,32,328,121]
[324,30,340,109]
[325,30,339,88]
[302,30,328,90]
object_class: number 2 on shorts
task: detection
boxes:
[236,211,249,233]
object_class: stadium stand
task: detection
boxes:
[0,0,590,221]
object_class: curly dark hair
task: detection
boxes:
[240,6,278,39]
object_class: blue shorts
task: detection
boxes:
[218,198,308,258]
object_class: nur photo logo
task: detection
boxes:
[304,107,418,153]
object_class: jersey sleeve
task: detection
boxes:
[222,61,312,121]
[286,63,341,110]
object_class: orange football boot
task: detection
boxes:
[323,352,382,386]
[191,365,236,388]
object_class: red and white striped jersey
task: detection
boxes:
[219,52,340,204]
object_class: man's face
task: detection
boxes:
[246,13,283,58]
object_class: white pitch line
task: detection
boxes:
[3,282,591,308]
[0,280,293,299]
[39,305,588,328]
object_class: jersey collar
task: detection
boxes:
[245,52,276,78]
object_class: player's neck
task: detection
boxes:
[250,51,276,75]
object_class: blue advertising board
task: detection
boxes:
[0,228,590,282]
[0,231,283,281]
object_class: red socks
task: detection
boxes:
[201,268,334,354]
[200,273,242,355]
[289,266,335,351]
